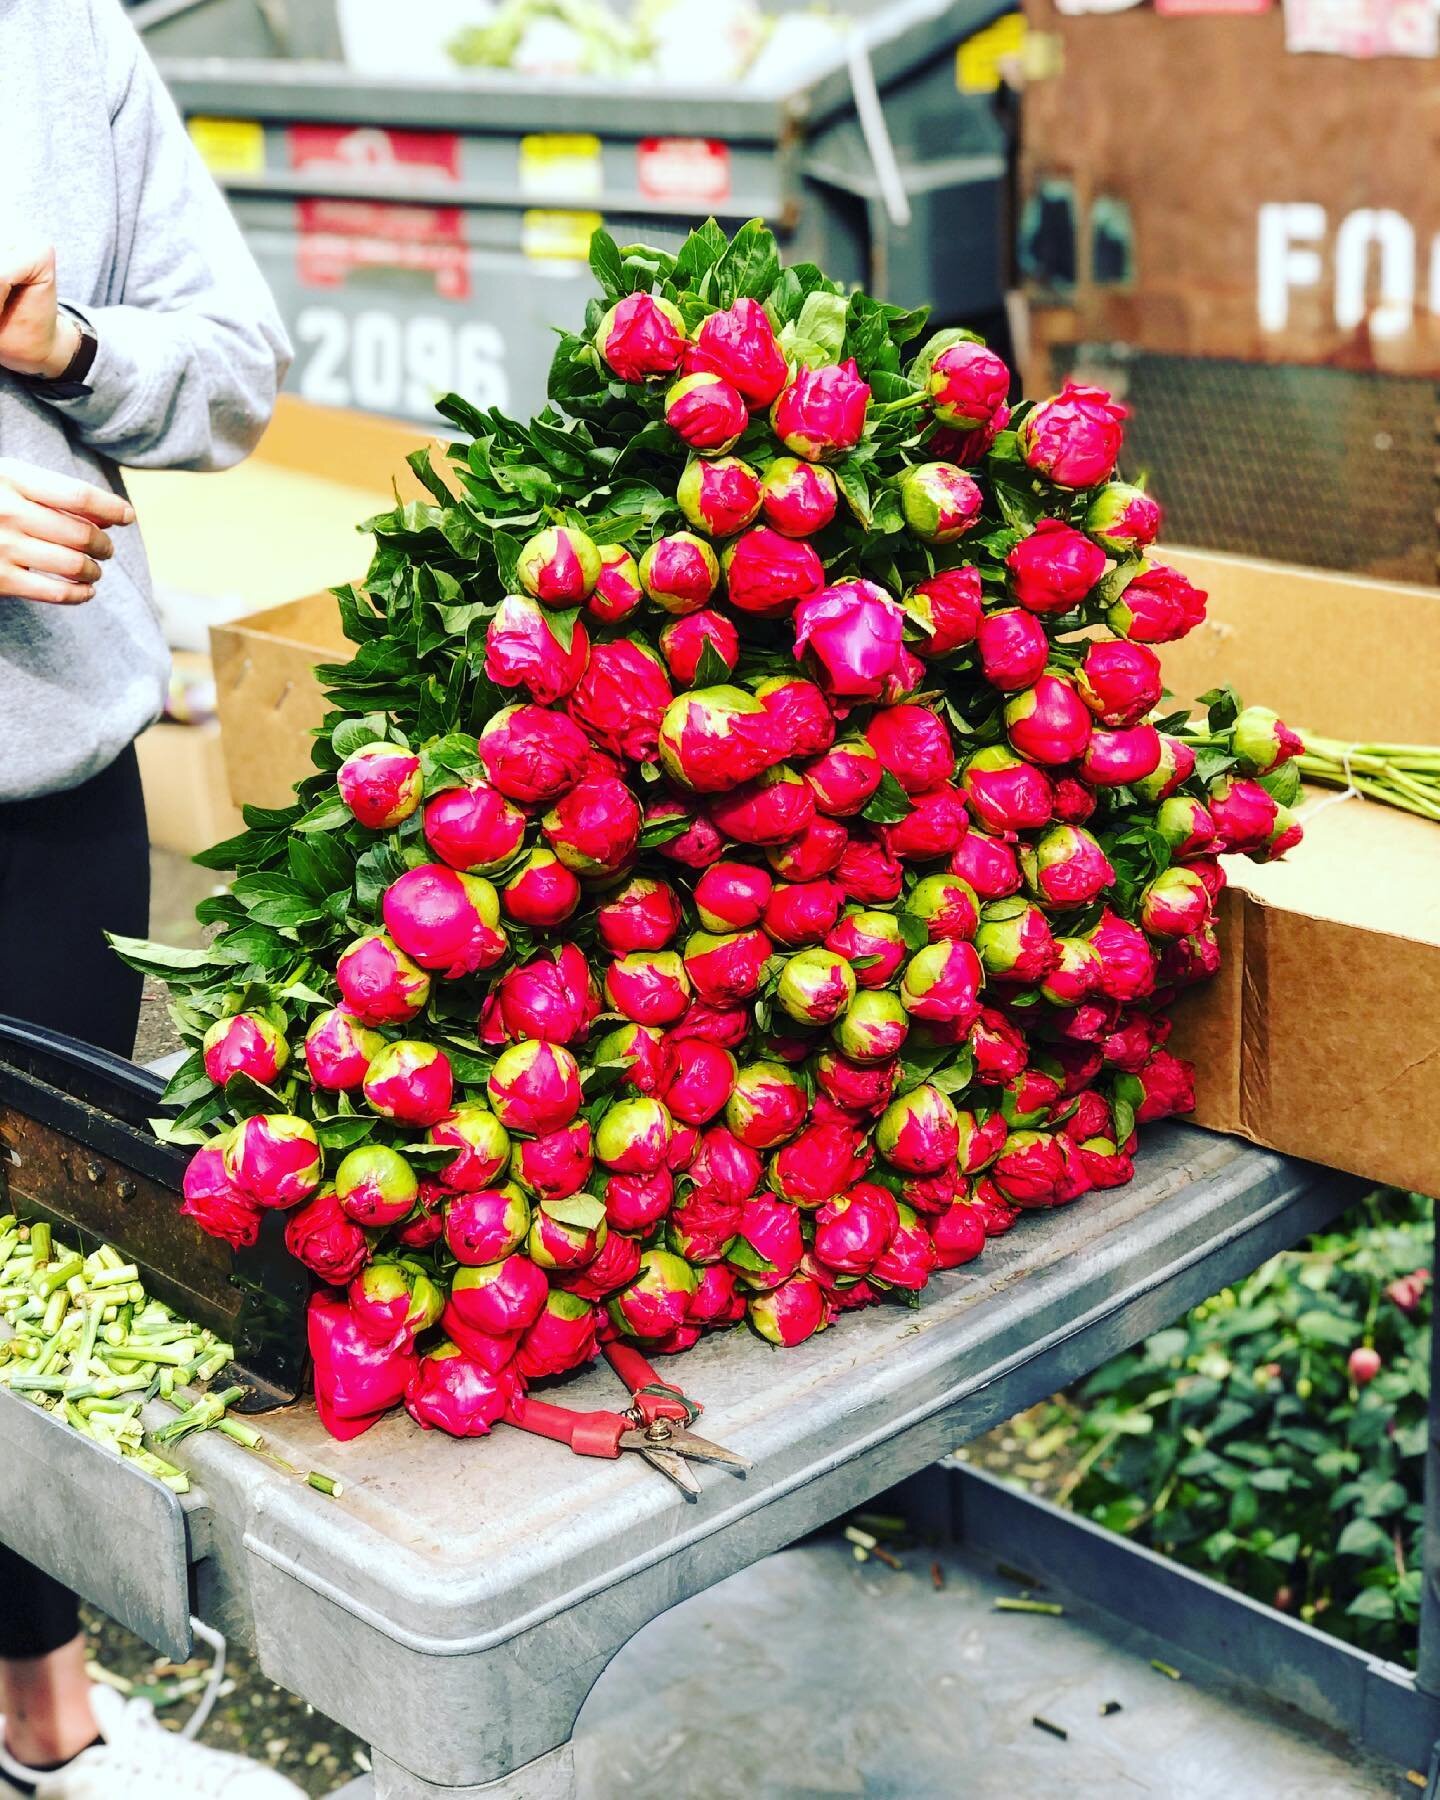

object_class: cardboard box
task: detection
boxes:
[135,719,243,856]
[211,592,348,810]
[1161,549,1440,1197]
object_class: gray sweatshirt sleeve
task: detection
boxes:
[43,0,292,472]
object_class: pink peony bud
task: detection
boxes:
[660,610,739,686]
[1085,481,1161,553]
[595,877,682,957]
[930,1201,986,1269]
[687,297,788,404]
[349,1260,443,1349]
[770,1118,871,1210]
[587,543,645,624]
[1021,824,1116,909]
[382,865,505,980]
[976,606,1049,692]
[528,1191,607,1271]
[485,594,591,701]
[277,1188,363,1288]
[1108,564,1207,644]
[1231,707,1304,777]
[665,371,748,453]
[1006,518,1107,616]
[1259,805,1303,863]
[813,1048,899,1114]
[1348,1345,1383,1385]
[657,683,784,793]
[754,675,836,760]
[885,786,970,863]
[825,908,907,987]
[1075,639,1163,730]
[487,1040,582,1134]
[1140,866,1212,939]
[928,404,1009,468]
[502,849,581,929]
[303,1008,384,1091]
[836,836,903,913]
[517,525,601,607]
[428,1102,511,1192]
[905,566,984,659]
[203,1012,288,1087]
[776,947,856,1025]
[648,796,725,869]
[639,532,721,615]
[608,1247,698,1339]
[865,704,955,796]
[362,1040,453,1127]
[804,737,883,816]
[992,1130,1066,1207]
[749,1273,827,1344]
[1086,909,1158,1001]
[335,932,430,1025]
[334,1144,419,1228]
[423,782,526,875]
[725,1059,808,1149]
[602,949,689,1025]
[667,1189,743,1264]
[731,1192,806,1288]
[877,1084,960,1175]
[1000,1065,1065,1127]
[662,1038,737,1127]
[516,1290,599,1379]
[676,455,762,542]
[760,456,839,536]
[564,638,673,763]
[395,1180,446,1250]
[710,765,815,846]
[771,359,869,461]
[498,944,597,1044]
[833,989,910,1063]
[871,1202,937,1290]
[444,1183,531,1266]
[688,1125,762,1208]
[949,829,1022,900]
[906,872,979,943]
[479,704,589,806]
[1134,734,1196,804]
[975,898,1059,982]
[1207,776,1279,853]
[694,860,773,931]
[970,1007,1027,1082]
[812,1185,898,1276]
[962,746,1054,833]
[223,1114,320,1209]
[405,1344,515,1438]
[1005,674,1093,767]
[687,1259,747,1325]
[682,928,772,1006]
[592,1022,674,1099]
[595,292,686,382]
[180,1146,262,1250]
[794,579,908,700]
[308,1290,415,1440]
[900,462,983,544]
[337,741,422,831]
[1019,383,1125,489]
[600,1166,675,1234]
[722,526,825,620]
[899,939,983,1028]
[594,1096,674,1174]
[1134,1047,1197,1122]
[762,878,843,948]
[1103,1010,1169,1073]
[956,1109,1008,1174]
[1080,724,1162,788]
[1156,923,1222,989]
[926,337,1009,430]
[542,776,641,878]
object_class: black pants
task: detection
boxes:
[0,747,149,1659]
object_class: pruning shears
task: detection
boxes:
[505,1343,750,1497]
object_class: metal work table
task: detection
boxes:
[2,1122,1377,1796]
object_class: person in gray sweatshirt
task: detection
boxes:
[0,3,299,1795]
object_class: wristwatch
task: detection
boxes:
[17,306,99,400]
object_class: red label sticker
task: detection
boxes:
[637,139,732,207]
[289,126,470,300]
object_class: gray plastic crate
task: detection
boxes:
[138,0,1011,421]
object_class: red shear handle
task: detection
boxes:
[605,1343,695,1426]
[507,1394,628,1459]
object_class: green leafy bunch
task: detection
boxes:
[1047,1189,1431,1666]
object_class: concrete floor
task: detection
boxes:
[568,1537,1400,1800]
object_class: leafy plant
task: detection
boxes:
[1043,1189,1432,1665]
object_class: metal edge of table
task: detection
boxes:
[205,1131,1359,1650]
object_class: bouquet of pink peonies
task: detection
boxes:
[118,220,1302,1442]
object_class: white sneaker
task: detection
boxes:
[0,1685,303,1799]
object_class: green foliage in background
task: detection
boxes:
[1046,1190,1431,1666]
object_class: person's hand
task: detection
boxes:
[0,240,80,379]
[0,458,134,604]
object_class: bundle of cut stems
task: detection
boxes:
[1298,734,1440,824]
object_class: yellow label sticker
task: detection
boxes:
[956,13,1027,93]
[522,210,604,262]
[187,115,266,177]
[519,135,604,202]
